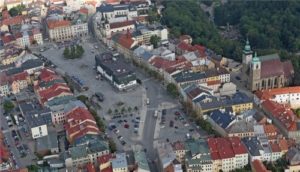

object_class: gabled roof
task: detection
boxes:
[10,71,28,83]
[110,20,135,29]
[47,20,71,29]
[39,68,58,82]
[252,160,270,172]
[255,86,300,100]
[262,100,297,131]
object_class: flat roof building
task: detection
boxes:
[95,52,137,91]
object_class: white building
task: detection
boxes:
[96,3,139,20]
[112,153,128,172]
[19,102,52,139]
[255,86,300,109]
[103,20,135,38]
[31,124,48,139]
[95,53,138,91]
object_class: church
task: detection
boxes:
[242,40,294,91]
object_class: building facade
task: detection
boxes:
[242,41,294,91]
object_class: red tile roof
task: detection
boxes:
[110,20,135,29]
[177,42,195,52]
[101,166,113,172]
[207,137,247,160]
[278,138,289,152]
[207,80,221,86]
[98,153,113,164]
[47,20,71,29]
[79,7,89,15]
[229,137,248,155]
[117,32,134,49]
[0,72,9,86]
[66,107,95,122]
[252,160,270,172]
[256,86,300,101]
[270,142,281,153]
[65,107,100,142]
[149,56,189,71]
[39,68,59,82]
[86,162,96,172]
[10,71,28,83]
[186,87,206,100]
[38,83,72,103]
[262,100,297,131]
[263,124,277,134]
[0,15,24,26]
[260,59,288,78]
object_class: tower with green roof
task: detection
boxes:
[250,52,261,90]
[242,38,253,66]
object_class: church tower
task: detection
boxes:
[242,38,253,70]
[250,52,261,91]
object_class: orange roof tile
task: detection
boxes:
[207,80,221,86]
[256,86,300,100]
[110,20,135,29]
[47,20,70,29]
[263,124,277,135]
[278,138,289,152]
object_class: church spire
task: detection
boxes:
[244,37,251,52]
[252,51,259,62]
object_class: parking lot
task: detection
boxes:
[156,108,203,143]
[1,96,37,169]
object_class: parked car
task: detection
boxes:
[95,92,104,102]
[124,124,129,129]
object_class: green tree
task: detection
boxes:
[121,107,126,114]
[9,8,19,17]
[296,109,300,117]
[134,106,138,111]
[77,95,88,103]
[127,106,132,113]
[166,83,179,97]
[108,139,117,153]
[114,109,119,114]
[3,100,14,112]
[8,5,25,17]
[150,35,161,48]
[148,7,159,24]
[63,47,70,58]
[27,165,40,172]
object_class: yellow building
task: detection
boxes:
[231,102,253,113]
[10,71,29,95]
[1,55,18,65]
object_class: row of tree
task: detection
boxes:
[63,45,85,59]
